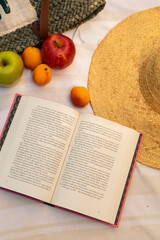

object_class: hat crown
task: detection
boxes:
[153,51,160,90]
[141,49,160,115]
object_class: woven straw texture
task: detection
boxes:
[88,7,160,169]
[0,0,106,53]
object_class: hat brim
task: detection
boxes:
[88,7,160,169]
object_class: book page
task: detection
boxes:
[0,96,79,202]
[52,114,140,224]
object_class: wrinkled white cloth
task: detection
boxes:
[0,0,37,36]
[0,0,160,239]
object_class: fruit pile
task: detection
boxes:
[0,34,90,107]
[23,47,52,86]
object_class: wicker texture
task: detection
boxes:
[0,0,106,53]
[88,7,160,169]
[139,49,160,114]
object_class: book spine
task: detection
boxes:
[114,133,144,227]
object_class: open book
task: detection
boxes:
[0,94,143,227]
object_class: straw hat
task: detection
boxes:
[88,7,160,169]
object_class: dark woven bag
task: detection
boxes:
[0,0,106,53]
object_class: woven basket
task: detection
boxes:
[0,0,106,53]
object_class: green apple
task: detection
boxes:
[0,51,24,86]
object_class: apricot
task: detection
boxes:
[70,86,90,107]
[33,64,52,86]
[22,47,42,70]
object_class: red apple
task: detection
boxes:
[41,34,76,69]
